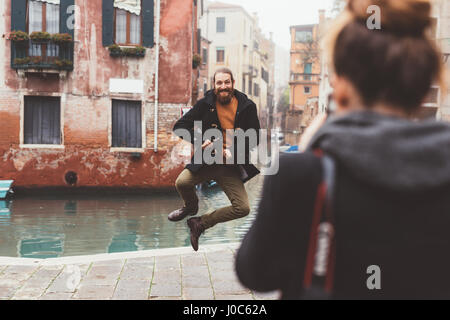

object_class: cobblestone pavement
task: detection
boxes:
[0,243,280,300]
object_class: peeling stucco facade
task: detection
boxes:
[0,0,198,191]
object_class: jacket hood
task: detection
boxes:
[308,111,450,193]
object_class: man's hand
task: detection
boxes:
[202,139,213,150]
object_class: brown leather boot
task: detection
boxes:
[187,217,205,251]
[168,205,198,222]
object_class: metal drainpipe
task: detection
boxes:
[154,0,161,153]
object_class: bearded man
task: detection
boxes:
[169,68,261,251]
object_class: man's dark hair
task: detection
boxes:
[213,68,235,84]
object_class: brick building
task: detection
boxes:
[0,0,201,191]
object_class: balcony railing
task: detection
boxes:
[290,73,320,83]
[11,40,74,71]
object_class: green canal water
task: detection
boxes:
[0,175,264,259]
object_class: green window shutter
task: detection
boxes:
[11,0,27,32]
[142,0,154,48]
[60,0,75,37]
[102,0,114,46]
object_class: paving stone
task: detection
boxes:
[181,265,210,278]
[149,296,182,300]
[0,266,39,282]
[181,254,207,267]
[182,287,214,300]
[39,292,74,300]
[182,275,212,288]
[47,264,91,293]
[152,269,181,285]
[215,294,254,300]
[120,262,154,281]
[213,280,251,296]
[150,283,181,298]
[81,264,123,286]
[112,279,151,300]
[11,287,44,300]
[73,285,116,300]
[155,256,180,270]
[0,286,17,299]
[126,257,155,265]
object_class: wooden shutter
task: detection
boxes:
[11,0,27,32]
[24,96,61,145]
[112,100,142,148]
[60,0,75,37]
[142,0,154,47]
[102,0,114,46]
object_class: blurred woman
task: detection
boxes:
[236,0,449,299]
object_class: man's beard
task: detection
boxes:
[215,88,234,105]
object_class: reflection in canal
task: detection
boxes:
[0,175,263,258]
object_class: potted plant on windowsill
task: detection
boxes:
[13,57,31,65]
[9,30,29,42]
[108,44,146,58]
[108,44,123,57]
[192,54,202,69]
[51,33,73,44]
[122,46,146,57]
[30,31,51,43]
[55,59,73,69]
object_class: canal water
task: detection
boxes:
[0,175,264,259]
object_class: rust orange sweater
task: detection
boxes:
[216,96,238,149]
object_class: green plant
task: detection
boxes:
[122,46,146,56]
[30,31,51,42]
[9,30,29,42]
[55,59,73,68]
[108,44,123,56]
[31,56,43,64]
[14,57,31,65]
[51,33,72,43]
[192,54,201,69]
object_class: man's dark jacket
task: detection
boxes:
[173,89,261,183]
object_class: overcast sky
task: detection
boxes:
[212,0,336,51]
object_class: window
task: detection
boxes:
[202,48,208,64]
[304,86,311,94]
[249,77,253,95]
[216,47,225,63]
[24,96,61,145]
[112,100,142,148]
[242,75,246,93]
[295,30,312,43]
[304,63,312,74]
[115,8,142,45]
[103,0,153,47]
[254,83,260,97]
[27,0,60,57]
[216,17,225,33]
[203,81,207,94]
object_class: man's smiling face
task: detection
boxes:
[214,72,234,105]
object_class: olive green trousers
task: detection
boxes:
[175,165,250,229]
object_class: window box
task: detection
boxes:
[192,54,202,69]
[51,33,73,44]
[11,40,74,72]
[8,30,29,42]
[29,31,51,43]
[108,45,146,58]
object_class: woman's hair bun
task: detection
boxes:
[347,0,432,36]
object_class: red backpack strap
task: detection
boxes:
[302,149,337,298]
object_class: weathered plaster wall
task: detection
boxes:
[0,0,195,190]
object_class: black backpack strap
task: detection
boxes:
[301,151,337,299]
